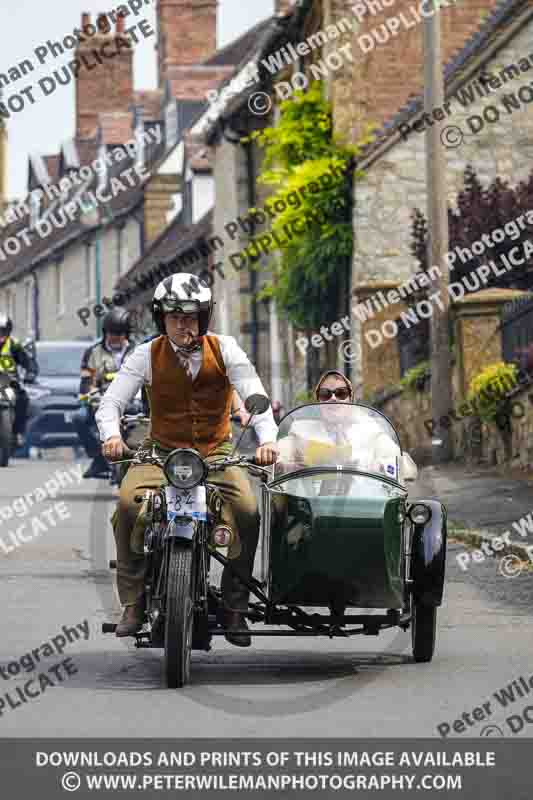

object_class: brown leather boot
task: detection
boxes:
[223,610,251,647]
[115,602,145,637]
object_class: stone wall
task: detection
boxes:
[376,368,512,468]
[347,17,533,392]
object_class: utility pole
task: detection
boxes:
[423,0,453,462]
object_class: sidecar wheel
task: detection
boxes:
[164,541,194,688]
[411,602,436,663]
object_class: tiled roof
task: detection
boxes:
[0,153,145,287]
[115,210,214,301]
[362,0,529,161]
[193,0,311,142]
[204,17,274,66]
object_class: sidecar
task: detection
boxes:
[248,402,447,662]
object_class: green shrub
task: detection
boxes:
[466,362,518,422]
[399,361,430,393]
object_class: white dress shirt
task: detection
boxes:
[95,333,278,445]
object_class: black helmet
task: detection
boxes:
[0,313,12,337]
[102,308,131,336]
[152,272,213,336]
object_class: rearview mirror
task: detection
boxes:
[244,394,270,416]
[229,394,270,458]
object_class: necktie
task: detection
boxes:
[174,343,201,379]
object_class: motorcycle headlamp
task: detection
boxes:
[408,503,432,525]
[164,448,208,490]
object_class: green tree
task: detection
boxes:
[249,81,371,333]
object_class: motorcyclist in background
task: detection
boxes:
[73,309,136,479]
[0,313,38,447]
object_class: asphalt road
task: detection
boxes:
[0,456,532,739]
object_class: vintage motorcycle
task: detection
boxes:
[0,340,36,466]
[102,398,447,688]
[0,371,16,467]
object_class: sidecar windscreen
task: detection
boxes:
[274,402,403,484]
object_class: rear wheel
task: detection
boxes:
[411,601,436,663]
[0,410,11,467]
[164,540,194,688]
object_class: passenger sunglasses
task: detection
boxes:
[317,387,351,401]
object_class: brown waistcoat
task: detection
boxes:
[146,335,232,456]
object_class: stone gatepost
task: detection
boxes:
[453,287,527,399]
[352,280,411,398]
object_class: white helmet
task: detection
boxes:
[152,273,213,335]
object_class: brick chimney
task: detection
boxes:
[75,12,134,140]
[275,0,296,14]
[157,0,218,87]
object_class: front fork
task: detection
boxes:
[141,484,224,638]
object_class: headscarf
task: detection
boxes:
[314,370,354,402]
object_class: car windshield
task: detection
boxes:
[274,403,403,487]
[36,344,87,376]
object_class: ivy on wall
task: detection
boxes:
[247,81,372,330]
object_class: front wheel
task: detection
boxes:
[411,601,436,663]
[164,540,194,688]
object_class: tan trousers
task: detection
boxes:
[113,441,260,611]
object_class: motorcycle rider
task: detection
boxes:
[73,308,136,479]
[0,313,38,447]
[96,273,278,644]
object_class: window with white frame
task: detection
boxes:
[97,146,109,193]
[5,288,15,326]
[24,278,35,336]
[135,124,145,172]
[85,242,96,300]
[54,260,64,314]
[165,101,178,150]
[116,226,129,277]
[29,192,41,228]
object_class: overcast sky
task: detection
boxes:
[1,0,274,199]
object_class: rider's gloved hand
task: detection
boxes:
[255,442,278,466]
[103,436,127,461]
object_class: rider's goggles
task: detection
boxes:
[317,387,351,401]
[161,297,200,315]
